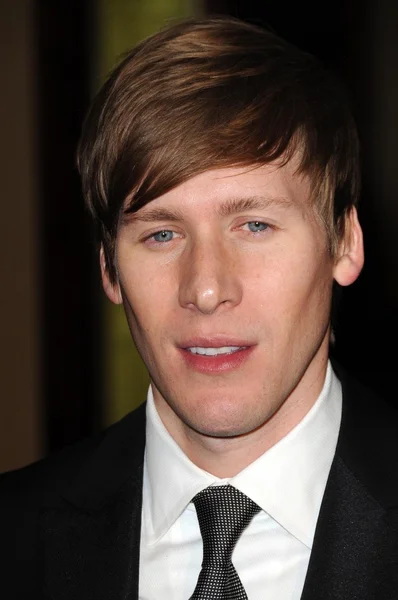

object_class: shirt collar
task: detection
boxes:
[143,361,342,548]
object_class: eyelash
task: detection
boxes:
[144,221,271,245]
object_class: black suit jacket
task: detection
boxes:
[2,368,398,599]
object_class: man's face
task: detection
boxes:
[103,162,360,447]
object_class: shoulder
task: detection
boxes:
[0,403,146,592]
[335,363,398,506]
[0,401,147,509]
[337,363,398,434]
[0,430,104,508]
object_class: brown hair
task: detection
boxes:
[77,16,360,283]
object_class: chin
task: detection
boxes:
[193,425,244,439]
[186,410,264,440]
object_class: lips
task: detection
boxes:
[178,337,255,374]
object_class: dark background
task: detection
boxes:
[33,0,398,455]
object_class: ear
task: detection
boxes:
[100,245,123,305]
[333,206,364,287]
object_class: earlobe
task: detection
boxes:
[333,207,364,287]
[100,246,123,305]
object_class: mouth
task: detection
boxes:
[186,346,244,356]
[178,339,254,374]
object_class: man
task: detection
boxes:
[2,15,398,600]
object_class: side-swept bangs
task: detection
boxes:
[77,17,360,282]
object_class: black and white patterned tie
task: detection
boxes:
[190,485,261,599]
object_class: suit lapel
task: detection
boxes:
[302,366,398,600]
[42,475,142,600]
[301,456,388,600]
[41,404,146,600]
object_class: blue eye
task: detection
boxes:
[152,230,174,242]
[247,221,268,233]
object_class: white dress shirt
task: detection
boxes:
[139,362,342,599]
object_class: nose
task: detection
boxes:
[178,237,242,314]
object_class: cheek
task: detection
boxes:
[119,263,175,342]
[282,257,334,341]
[246,246,333,324]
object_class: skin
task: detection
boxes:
[102,161,364,477]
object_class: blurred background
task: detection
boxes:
[1,0,397,472]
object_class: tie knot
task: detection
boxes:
[192,485,260,566]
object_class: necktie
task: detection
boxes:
[190,484,261,599]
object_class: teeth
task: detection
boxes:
[187,346,242,356]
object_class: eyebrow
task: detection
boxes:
[122,206,186,224]
[122,195,295,225]
[216,195,294,217]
